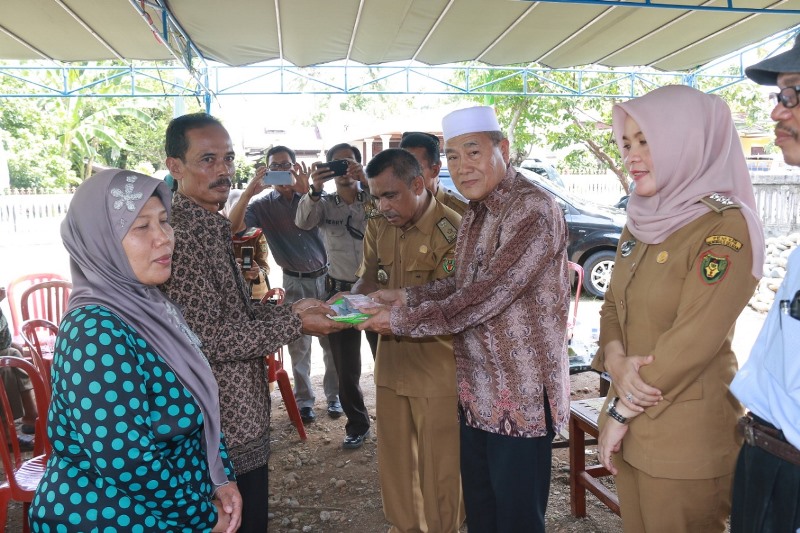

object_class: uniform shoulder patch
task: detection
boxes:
[705,235,743,251]
[436,217,458,244]
[699,193,741,213]
[698,251,730,285]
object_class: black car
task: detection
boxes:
[438,167,624,298]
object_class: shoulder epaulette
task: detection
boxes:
[436,217,458,244]
[699,193,741,213]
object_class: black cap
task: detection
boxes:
[745,33,800,86]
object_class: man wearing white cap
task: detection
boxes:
[358,106,570,531]
[729,33,800,532]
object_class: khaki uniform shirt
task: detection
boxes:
[435,185,468,217]
[593,202,758,479]
[356,194,461,397]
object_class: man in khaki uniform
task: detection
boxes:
[399,131,467,217]
[352,148,463,533]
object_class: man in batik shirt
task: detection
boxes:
[358,106,570,533]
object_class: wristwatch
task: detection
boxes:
[308,184,322,198]
[607,397,629,424]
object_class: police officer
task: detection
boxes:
[296,142,371,449]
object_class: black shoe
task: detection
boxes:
[327,400,344,419]
[17,434,34,452]
[342,430,370,449]
[299,407,316,424]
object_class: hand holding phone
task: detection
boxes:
[241,246,254,270]
[317,159,349,179]
[262,170,293,186]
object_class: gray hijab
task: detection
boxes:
[62,168,227,487]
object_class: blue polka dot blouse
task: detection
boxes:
[29,305,235,532]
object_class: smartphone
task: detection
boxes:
[318,159,348,177]
[262,170,293,186]
[241,246,254,270]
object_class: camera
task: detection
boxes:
[241,246,254,270]
[318,159,349,178]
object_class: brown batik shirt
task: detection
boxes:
[161,193,303,474]
[391,167,571,437]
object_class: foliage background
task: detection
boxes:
[0,61,774,191]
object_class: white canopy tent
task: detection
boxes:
[1,0,799,73]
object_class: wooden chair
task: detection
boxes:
[0,356,52,533]
[19,280,72,327]
[19,319,58,399]
[5,274,68,343]
[569,397,620,518]
[260,288,306,441]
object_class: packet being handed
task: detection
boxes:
[328,294,380,324]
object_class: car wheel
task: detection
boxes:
[582,250,616,298]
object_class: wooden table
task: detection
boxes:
[569,397,620,517]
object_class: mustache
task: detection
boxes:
[776,124,799,140]
[209,177,232,189]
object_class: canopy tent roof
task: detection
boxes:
[1,0,799,73]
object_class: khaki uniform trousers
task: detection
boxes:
[376,385,464,533]
[615,452,732,533]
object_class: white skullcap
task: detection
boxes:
[441,106,501,141]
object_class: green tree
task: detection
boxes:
[0,75,76,188]
[39,65,158,181]
[456,65,774,194]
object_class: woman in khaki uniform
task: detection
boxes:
[594,85,765,532]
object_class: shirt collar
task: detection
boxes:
[173,192,232,233]
[472,165,517,215]
[405,191,438,236]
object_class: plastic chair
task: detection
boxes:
[260,288,306,441]
[567,261,584,341]
[5,274,68,342]
[567,262,597,375]
[19,319,58,400]
[19,280,72,328]
[0,356,52,533]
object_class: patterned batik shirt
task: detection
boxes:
[391,166,571,437]
[161,193,303,474]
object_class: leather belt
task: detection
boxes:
[326,276,354,293]
[737,414,800,466]
[283,266,328,279]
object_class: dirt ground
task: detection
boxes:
[266,298,767,533]
[266,370,622,533]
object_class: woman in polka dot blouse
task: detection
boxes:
[29,169,242,532]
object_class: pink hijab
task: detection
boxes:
[613,85,764,278]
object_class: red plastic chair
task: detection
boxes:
[567,261,584,341]
[19,319,58,400]
[5,274,68,343]
[20,281,72,328]
[0,356,52,533]
[260,288,306,441]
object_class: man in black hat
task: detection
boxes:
[729,32,800,532]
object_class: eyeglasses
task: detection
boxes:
[345,215,364,240]
[268,162,293,171]
[401,131,440,149]
[769,85,800,109]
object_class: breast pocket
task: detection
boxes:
[764,309,800,393]
[406,255,439,286]
[326,225,349,254]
